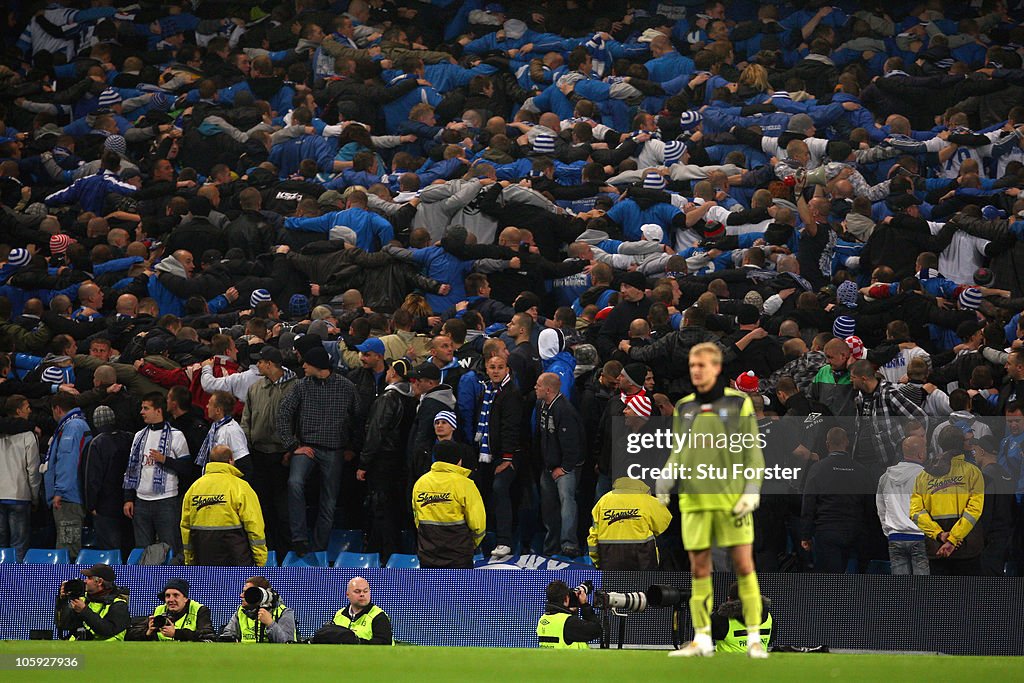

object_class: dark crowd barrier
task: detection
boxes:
[2,566,1021,655]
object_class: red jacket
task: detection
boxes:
[137,356,243,417]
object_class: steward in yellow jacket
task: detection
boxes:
[910,440,984,566]
[411,442,486,568]
[181,446,267,566]
[587,477,673,569]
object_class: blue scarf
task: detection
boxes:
[123,422,173,494]
[196,417,231,467]
[476,374,510,464]
[42,408,88,470]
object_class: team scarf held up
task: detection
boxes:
[41,408,88,473]
[195,416,231,467]
[123,422,173,494]
[475,373,511,464]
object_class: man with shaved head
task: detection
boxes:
[876,435,929,575]
[326,576,393,645]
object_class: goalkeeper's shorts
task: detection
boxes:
[681,509,754,551]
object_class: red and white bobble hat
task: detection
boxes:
[734,370,759,393]
[625,393,652,418]
[845,335,867,360]
[50,233,75,255]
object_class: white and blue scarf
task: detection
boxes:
[123,422,173,494]
[196,416,231,467]
[476,374,511,464]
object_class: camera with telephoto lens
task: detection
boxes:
[646,584,688,607]
[568,580,593,608]
[594,590,647,612]
[63,579,86,600]
[242,586,275,618]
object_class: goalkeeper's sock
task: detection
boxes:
[689,576,713,635]
[737,571,762,630]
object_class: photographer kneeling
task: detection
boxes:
[127,579,214,641]
[537,581,602,649]
[55,564,129,641]
[220,577,296,643]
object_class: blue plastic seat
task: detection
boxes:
[24,548,69,564]
[326,530,363,558]
[384,553,419,569]
[575,555,594,566]
[76,549,122,565]
[0,548,17,563]
[262,550,277,567]
[282,551,328,567]
[126,548,144,565]
[334,551,380,568]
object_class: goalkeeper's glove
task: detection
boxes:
[732,492,760,518]
[656,493,671,507]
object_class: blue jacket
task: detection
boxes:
[645,52,694,83]
[44,408,91,506]
[147,273,184,317]
[543,351,577,402]
[382,75,441,132]
[406,246,475,311]
[43,169,136,214]
[606,199,680,243]
[284,207,394,252]
[269,134,337,176]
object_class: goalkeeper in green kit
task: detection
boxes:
[657,343,768,659]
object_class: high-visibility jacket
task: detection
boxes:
[537,613,588,649]
[909,454,984,550]
[70,596,128,641]
[411,461,486,567]
[333,604,394,645]
[154,600,203,641]
[237,603,292,643]
[180,461,267,566]
[716,613,772,653]
[587,477,672,569]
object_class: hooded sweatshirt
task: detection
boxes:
[875,460,926,539]
[149,256,189,316]
[539,328,577,400]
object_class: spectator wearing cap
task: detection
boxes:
[535,371,585,557]
[276,344,361,554]
[56,563,130,641]
[81,404,133,558]
[539,328,576,401]
[0,394,39,561]
[64,135,141,181]
[241,347,297,552]
[347,337,389,419]
[433,410,476,471]
[129,578,215,642]
[44,151,137,215]
[849,359,928,469]
[289,294,311,320]
[406,361,458,486]
[358,358,418,561]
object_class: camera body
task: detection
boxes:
[63,579,86,600]
[152,614,170,629]
[568,580,593,608]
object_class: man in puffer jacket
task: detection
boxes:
[876,434,929,575]
[910,425,985,575]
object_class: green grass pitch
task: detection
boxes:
[1,642,1019,682]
